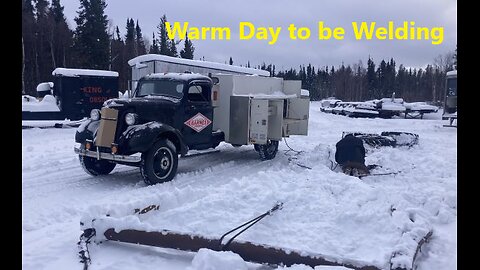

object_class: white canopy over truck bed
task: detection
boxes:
[128,54,270,90]
[212,74,309,145]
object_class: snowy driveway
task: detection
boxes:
[22,102,456,270]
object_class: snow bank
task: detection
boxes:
[404,102,438,112]
[186,248,248,270]
[22,94,60,112]
[23,101,456,270]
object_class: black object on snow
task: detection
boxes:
[342,131,419,148]
[335,134,366,165]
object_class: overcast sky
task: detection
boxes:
[60,0,457,71]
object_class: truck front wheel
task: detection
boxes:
[256,140,279,161]
[140,139,178,185]
[79,155,116,176]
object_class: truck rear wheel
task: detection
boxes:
[256,140,279,161]
[140,139,178,185]
[79,155,116,176]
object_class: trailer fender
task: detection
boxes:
[119,121,188,156]
[75,119,100,143]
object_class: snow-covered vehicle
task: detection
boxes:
[320,98,341,113]
[74,73,309,184]
[374,97,406,118]
[22,68,119,123]
[403,102,438,119]
[442,70,457,126]
[342,101,379,118]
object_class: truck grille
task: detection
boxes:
[95,107,118,147]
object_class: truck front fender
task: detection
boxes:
[75,119,100,143]
[118,121,188,156]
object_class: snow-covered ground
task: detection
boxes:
[22,102,456,270]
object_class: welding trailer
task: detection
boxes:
[74,72,309,185]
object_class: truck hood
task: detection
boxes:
[104,96,180,109]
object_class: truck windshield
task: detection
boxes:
[446,78,457,96]
[136,80,184,99]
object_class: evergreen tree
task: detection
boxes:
[135,20,146,55]
[454,45,457,70]
[116,26,121,41]
[111,25,126,89]
[158,15,170,55]
[366,57,376,99]
[49,0,73,68]
[229,57,233,65]
[149,33,160,54]
[125,18,135,59]
[180,36,195,59]
[169,39,178,57]
[73,0,110,69]
[35,0,54,82]
[22,0,36,95]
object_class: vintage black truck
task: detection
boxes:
[74,72,309,185]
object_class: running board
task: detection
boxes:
[183,149,220,158]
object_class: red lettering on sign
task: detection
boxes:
[184,113,212,132]
[89,96,109,103]
[82,87,103,94]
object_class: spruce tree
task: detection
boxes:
[49,0,73,68]
[135,20,147,55]
[169,39,178,57]
[35,0,54,82]
[125,18,135,59]
[22,0,36,95]
[149,33,160,54]
[180,36,194,59]
[158,15,170,55]
[73,0,110,69]
[366,57,376,99]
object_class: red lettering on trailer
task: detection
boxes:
[82,87,103,94]
[184,113,212,132]
[89,96,109,103]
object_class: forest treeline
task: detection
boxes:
[22,0,456,102]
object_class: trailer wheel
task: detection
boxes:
[140,139,178,185]
[79,155,116,176]
[257,140,279,161]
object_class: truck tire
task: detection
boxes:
[140,139,178,185]
[257,140,279,161]
[79,155,116,176]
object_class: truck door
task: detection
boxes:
[182,82,214,149]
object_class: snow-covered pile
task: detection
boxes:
[22,102,456,270]
[404,102,438,112]
[22,94,60,112]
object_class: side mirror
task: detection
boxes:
[211,77,219,85]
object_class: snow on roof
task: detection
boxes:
[446,70,457,76]
[128,54,270,77]
[52,68,119,77]
[143,72,211,81]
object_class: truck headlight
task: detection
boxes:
[125,113,138,125]
[90,109,101,121]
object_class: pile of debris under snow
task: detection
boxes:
[320,97,438,119]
